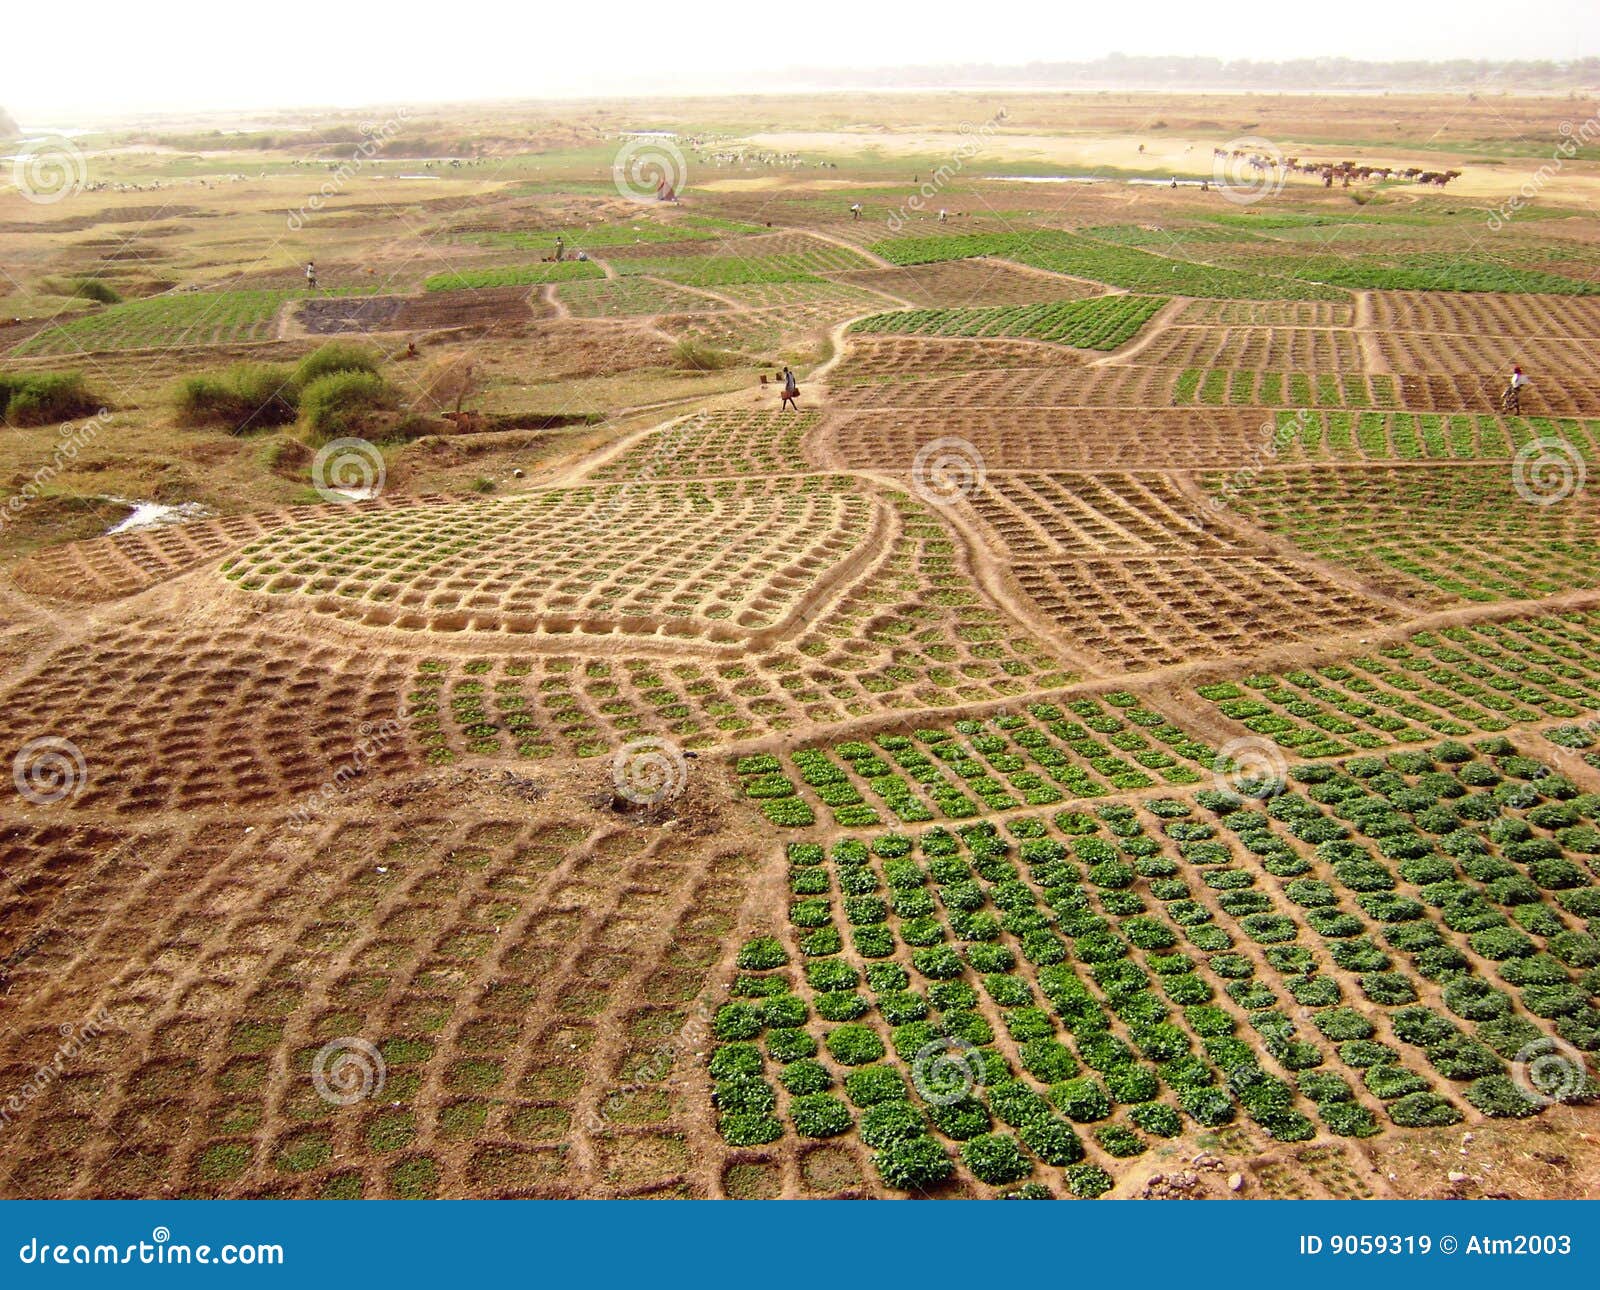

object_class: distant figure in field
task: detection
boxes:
[305,261,317,290]
[554,236,565,262]
[1504,365,1530,414]
[850,202,863,220]
[780,366,800,411]
[938,209,948,222]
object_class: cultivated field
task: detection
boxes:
[1,90,1598,1201]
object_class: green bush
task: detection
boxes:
[1,370,102,426]
[1064,1162,1114,1198]
[1464,1074,1542,1118]
[1050,1077,1112,1122]
[1388,1090,1464,1127]
[815,991,868,1022]
[873,1137,952,1191]
[843,1064,906,1107]
[779,1059,831,1095]
[767,1028,815,1063]
[1128,1101,1183,1137]
[293,341,382,387]
[737,937,788,971]
[713,1076,775,1114]
[298,369,397,441]
[713,1003,762,1041]
[718,1111,783,1145]
[790,1092,852,1138]
[859,1099,927,1149]
[825,1025,885,1066]
[1093,1124,1146,1157]
[707,1043,762,1080]
[961,1132,1033,1184]
[927,1097,991,1140]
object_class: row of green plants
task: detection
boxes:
[423,260,604,290]
[1196,617,1600,758]
[1173,368,1398,410]
[865,230,1350,301]
[13,289,352,357]
[744,697,1216,828]
[849,296,1166,350]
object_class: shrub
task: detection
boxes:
[768,1025,812,1061]
[1019,1038,1078,1083]
[1320,1102,1380,1137]
[790,1092,852,1138]
[1050,1077,1112,1122]
[843,1064,906,1107]
[293,341,383,387]
[928,1097,991,1140]
[1465,1074,1542,1118]
[1388,1091,1463,1128]
[713,1076,775,1114]
[298,369,398,441]
[825,1025,885,1066]
[961,1132,1033,1184]
[780,1059,831,1095]
[707,1043,762,1080]
[877,991,929,1026]
[1128,1101,1182,1137]
[873,1137,952,1191]
[737,937,788,971]
[1093,1124,1146,1157]
[172,363,296,432]
[713,1003,762,1041]
[816,991,868,1022]
[1363,1063,1429,1100]
[1314,1008,1375,1042]
[859,1099,927,1149]
[718,1112,783,1145]
[1020,1116,1085,1164]
[912,946,963,979]
[1064,1162,1114,1198]
[1,370,101,426]
[759,994,806,1028]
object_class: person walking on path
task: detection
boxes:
[1504,364,1530,414]
[305,261,318,290]
[779,365,800,411]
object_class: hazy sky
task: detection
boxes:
[9,0,1598,119]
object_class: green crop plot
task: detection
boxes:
[11,290,349,356]
[868,230,1350,301]
[713,732,1600,1192]
[851,296,1166,349]
[423,261,604,290]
